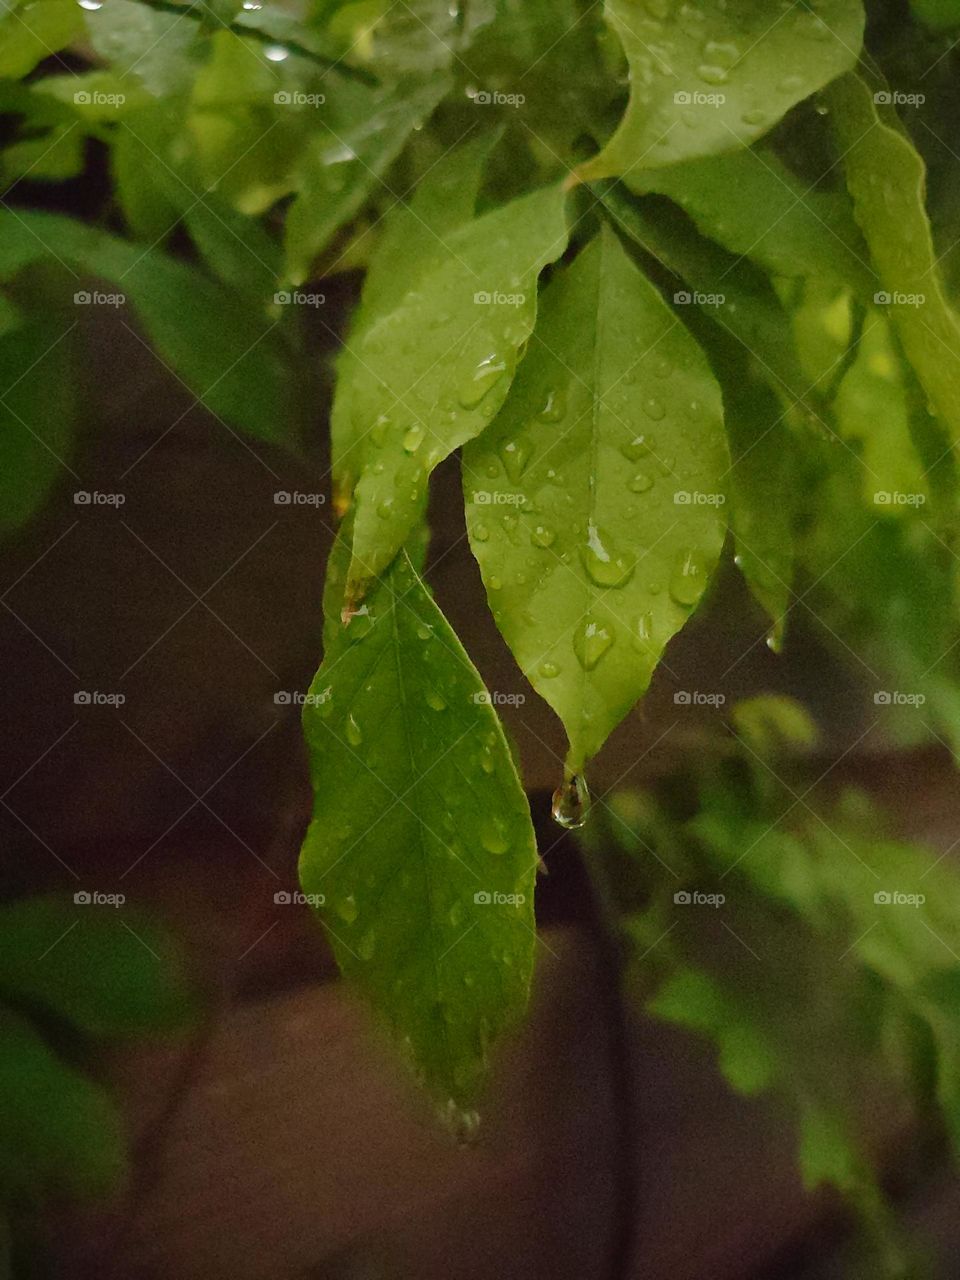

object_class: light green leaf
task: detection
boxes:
[0,896,198,1037]
[827,66,960,448]
[0,208,298,450]
[0,315,74,536]
[576,0,864,180]
[332,130,500,510]
[83,0,206,96]
[284,77,450,286]
[0,0,81,79]
[0,1007,126,1200]
[797,1102,868,1194]
[344,182,570,601]
[463,226,728,770]
[625,148,876,299]
[299,548,539,1107]
[329,0,495,75]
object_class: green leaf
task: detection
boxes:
[463,226,728,770]
[184,198,283,303]
[329,0,495,75]
[284,77,450,286]
[299,548,539,1107]
[0,315,74,536]
[343,182,570,600]
[331,130,500,510]
[0,896,197,1037]
[0,1007,126,1200]
[0,208,298,450]
[82,0,205,96]
[625,148,876,300]
[576,0,864,180]
[910,0,960,29]
[826,66,960,448]
[797,1102,868,1194]
[0,0,82,79]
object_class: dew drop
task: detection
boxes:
[538,387,567,422]
[77,0,102,9]
[643,397,666,421]
[481,818,509,855]
[531,524,556,549]
[439,1099,481,1146]
[629,472,654,494]
[402,424,425,453]
[425,690,446,711]
[551,772,590,829]
[264,43,289,61]
[499,437,532,485]
[669,547,707,607]
[538,660,560,678]
[336,894,358,924]
[580,522,635,588]
[345,713,363,746]
[621,434,655,462]
[357,929,376,960]
[416,622,433,640]
[473,522,490,542]
[459,352,508,408]
[574,618,614,670]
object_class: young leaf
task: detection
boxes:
[343,182,570,601]
[299,549,539,1108]
[576,0,864,180]
[0,896,198,1038]
[0,1008,126,1200]
[332,131,500,509]
[0,316,74,536]
[625,148,876,300]
[826,66,960,448]
[463,226,729,772]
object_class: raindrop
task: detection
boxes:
[551,772,590,829]
[459,352,508,408]
[538,387,567,422]
[481,818,509,855]
[402,424,425,453]
[499,437,532,485]
[669,548,707,607]
[538,660,560,678]
[629,472,654,494]
[621,434,655,462]
[580,522,635,588]
[345,713,363,746]
[425,690,446,711]
[473,522,490,542]
[531,524,556,549]
[336,894,358,924]
[264,44,290,61]
[574,618,614,670]
[643,397,666,421]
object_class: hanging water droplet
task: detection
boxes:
[439,1099,481,1146]
[574,618,614,670]
[264,44,290,61]
[77,0,102,9]
[376,499,394,520]
[345,713,363,746]
[459,352,508,408]
[766,629,782,654]
[499,437,531,485]
[551,772,590,829]
[580,522,635,588]
[416,622,433,640]
[669,547,707,607]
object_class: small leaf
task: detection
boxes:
[83,0,206,95]
[625,148,876,299]
[0,1007,126,1201]
[344,182,570,600]
[826,66,960,448]
[332,130,500,508]
[0,896,198,1038]
[300,548,539,1107]
[576,0,864,179]
[463,226,728,771]
[0,1,82,79]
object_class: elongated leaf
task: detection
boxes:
[0,0,82,78]
[343,183,570,600]
[82,0,205,96]
[284,78,450,285]
[0,316,74,536]
[332,130,500,509]
[300,549,539,1107]
[0,208,297,449]
[827,66,960,448]
[0,1008,126,1200]
[576,0,864,180]
[626,148,876,299]
[0,896,197,1037]
[463,226,728,771]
